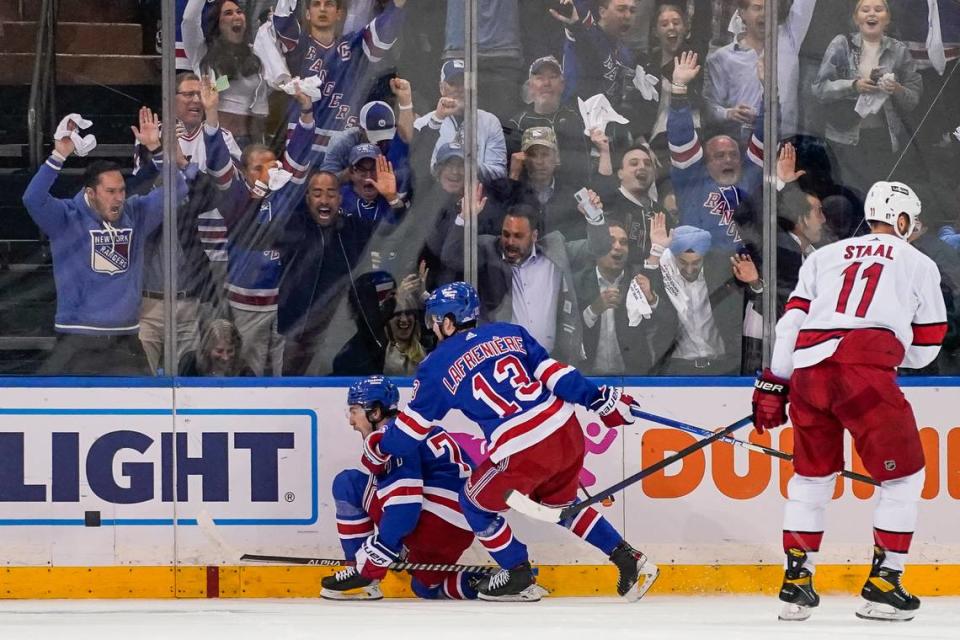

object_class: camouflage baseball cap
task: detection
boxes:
[521,126,558,152]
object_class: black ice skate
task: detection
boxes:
[609,541,659,601]
[476,561,542,602]
[856,546,920,622]
[778,548,819,621]
[320,566,383,601]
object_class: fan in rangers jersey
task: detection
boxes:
[362,281,659,602]
[271,0,408,158]
[322,376,480,601]
[752,181,948,623]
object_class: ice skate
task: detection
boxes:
[856,546,920,622]
[609,541,659,601]
[476,561,542,602]
[320,566,383,601]
[778,549,819,621]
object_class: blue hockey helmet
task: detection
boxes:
[347,375,400,414]
[424,281,480,328]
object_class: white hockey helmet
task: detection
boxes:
[863,181,921,239]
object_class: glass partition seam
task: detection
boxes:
[161,0,180,575]
[761,0,780,368]
[463,0,479,286]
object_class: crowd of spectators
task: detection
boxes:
[19,0,960,376]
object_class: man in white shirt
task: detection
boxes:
[656,224,762,374]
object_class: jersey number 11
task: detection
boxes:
[836,261,885,317]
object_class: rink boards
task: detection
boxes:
[0,378,958,598]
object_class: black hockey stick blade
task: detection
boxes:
[506,414,754,523]
[240,553,498,574]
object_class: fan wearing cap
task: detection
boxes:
[507,56,594,185]
[651,224,763,375]
[321,79,415,190]
[341,143,407,226]
[507,126,588,242]
[412,59,507,184]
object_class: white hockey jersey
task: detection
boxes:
[770,233,947,379]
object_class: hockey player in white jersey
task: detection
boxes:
[751,181,947,622]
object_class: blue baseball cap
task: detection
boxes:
[359,101,396,144]
[435,142,464,167]
[441,59,465,85]
[349,142,382,167]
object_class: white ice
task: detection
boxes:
[1,596,957,640]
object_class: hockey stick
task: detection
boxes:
[628,407,880,487]
[506,414,754,523]
[240,553,498,574]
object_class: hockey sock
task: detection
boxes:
[332,470,375,560]
[873,469,924,572]
[782,473,834,573]
[559,504,621,556]
[460,489,529,570]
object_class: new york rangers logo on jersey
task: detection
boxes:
[89,228,133,275]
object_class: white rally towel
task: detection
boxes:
[854,73,895,118]
[253,20,292,89]
[267,162,294,192]
[626,277,653,326]
[278,75,325,102]
[577,94,629,136]
[632,64,660,102]
[54,114,97,157]
[927,0,947,75]
[659,248,690,316]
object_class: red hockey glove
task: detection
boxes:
[355,535,399,581]
[361,429,390,476]
[589,386,637,429]
[752,369,789,434]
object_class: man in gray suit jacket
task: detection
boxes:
[441,194,612,364]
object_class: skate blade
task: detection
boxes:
[477,584,543,602]
[623,563,660,602]
[779,602,813,621]
[320,585,384,601]
[855,600,916,622]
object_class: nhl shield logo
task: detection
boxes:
[884,459,897,472]
[89,228,133,275]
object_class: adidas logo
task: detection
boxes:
[466,332,477,340]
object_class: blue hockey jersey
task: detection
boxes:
[204,116,314,312]
[341,426,473,551]
[380,323,601,463]
[273,1,405,157]
[667,97,764,254]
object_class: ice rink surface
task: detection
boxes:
[1,596,957,640]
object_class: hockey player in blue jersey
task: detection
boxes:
[271,0,408,158]
[322,376,480,601]
[363,282,659,601]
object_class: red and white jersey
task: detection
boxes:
[771,233,947,378]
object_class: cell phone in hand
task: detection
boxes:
[870,67,888,83]
[574,187,603,223]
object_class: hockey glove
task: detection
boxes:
[589,385,637,429]
[361,429,390,476]
[355,535,399,580]
[752,369,789,434]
